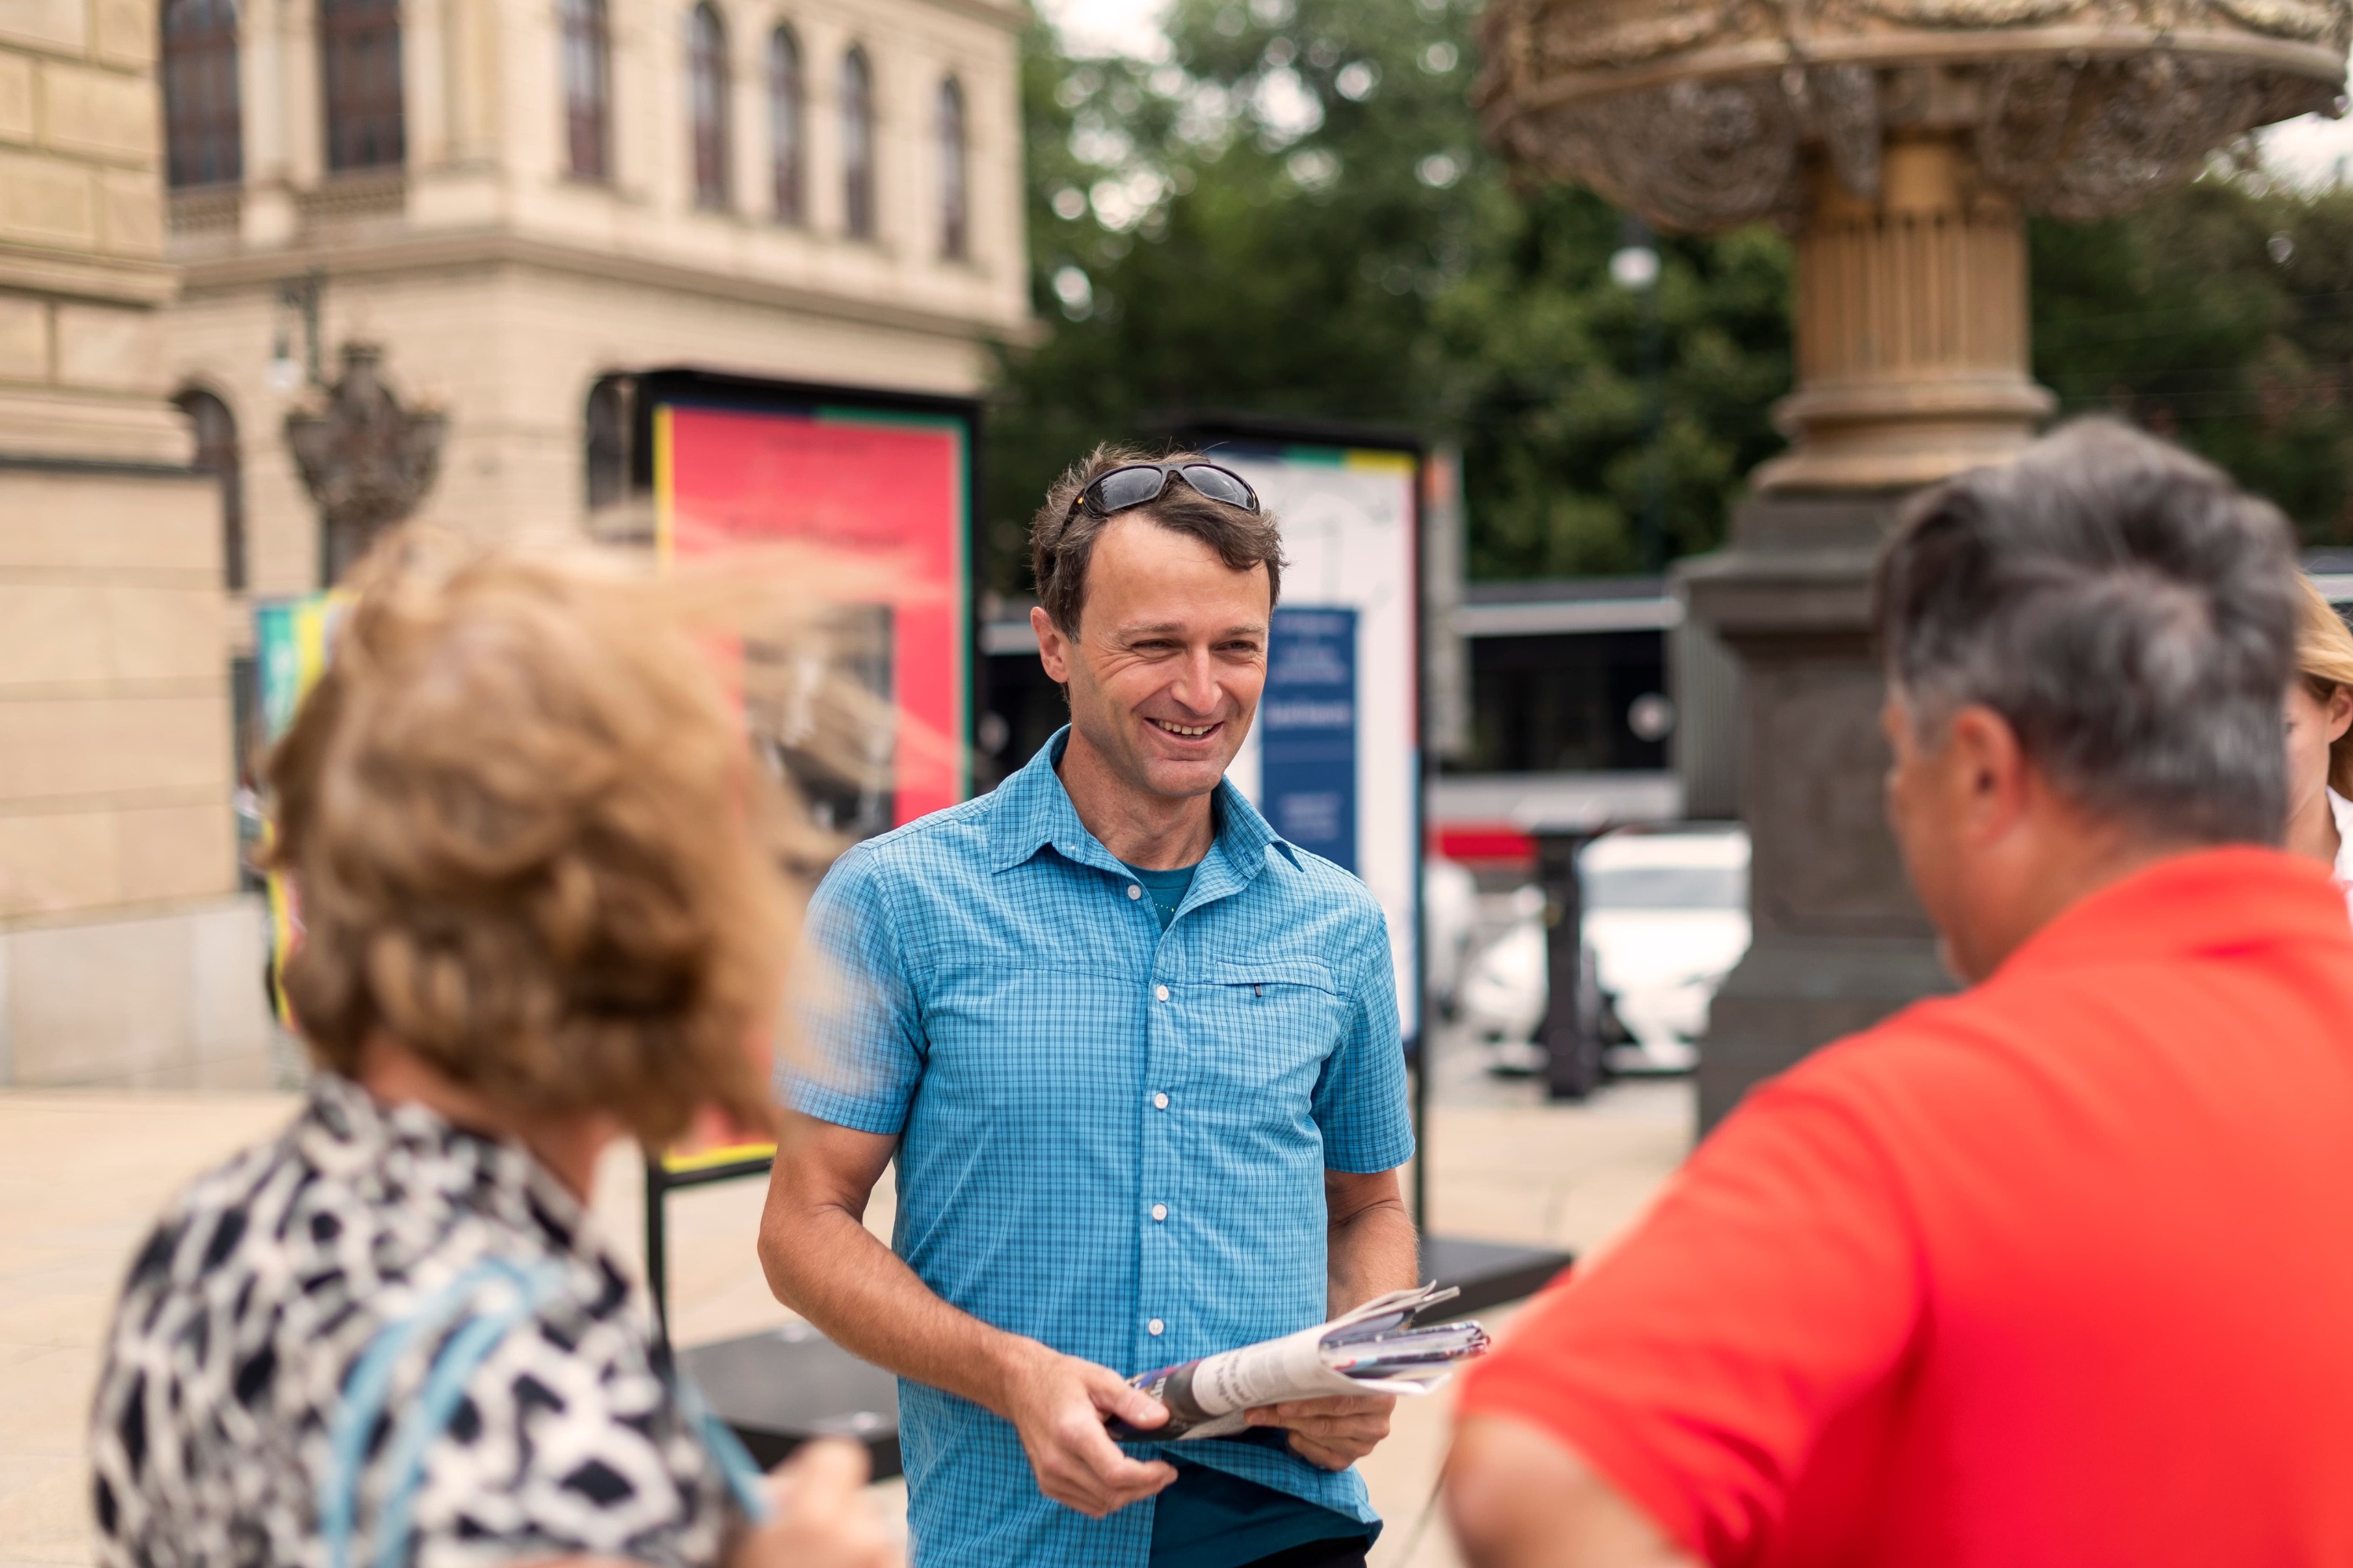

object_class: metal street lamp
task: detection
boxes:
[283,341,447,586]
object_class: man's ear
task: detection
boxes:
[1031,605,1074,686]
[1944,704,2031,844]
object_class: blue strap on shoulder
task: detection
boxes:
[320,1256,773,1568]
[320,1257,563,1568]
[671,1367,773,1525]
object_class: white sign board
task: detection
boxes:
[1216,444,1422,1042]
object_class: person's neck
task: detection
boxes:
[1056,728,1216,871]
[355,1035,616,1202]
[1953,820,2201,984]
[2286,784,2343,868]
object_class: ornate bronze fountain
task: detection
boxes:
[1476,1,2349,1123]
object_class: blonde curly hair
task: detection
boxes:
[266,533,803,1148]
[2296,573,2353,799]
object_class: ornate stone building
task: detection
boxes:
[0,0,1024,1086]
[159,0,1028,710]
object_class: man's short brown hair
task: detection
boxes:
[266,534,799,1148]
[1030,444,1286,634]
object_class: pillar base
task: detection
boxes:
[1682,488,1957,1132]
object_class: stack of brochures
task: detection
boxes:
[1110,1282,1493,1441]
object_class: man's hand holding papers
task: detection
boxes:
[1104,1283,1492,1468]
[998,1344,1179,1519]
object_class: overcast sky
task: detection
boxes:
[1032,2,2353,191]
[1034,0,1168,58]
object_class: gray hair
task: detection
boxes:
[1873,418,2298,846]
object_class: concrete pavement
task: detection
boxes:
[0,1048,1693,1568]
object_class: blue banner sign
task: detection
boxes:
[1260,608,1358,873]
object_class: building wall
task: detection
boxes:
[165,0,1028,609]
[1,0,268,1086]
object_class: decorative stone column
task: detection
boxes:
[0,0,276,1085]
[1476,1,2351,1129]
[1762,136,2050,491]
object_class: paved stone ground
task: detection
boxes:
[0,1035,1693,1568]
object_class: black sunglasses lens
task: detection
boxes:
[1090,467,1169,514]
[1179,465,1256,509]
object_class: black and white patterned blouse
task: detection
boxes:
[89,1072,741,1568]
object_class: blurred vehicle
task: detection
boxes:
[1424,855,1479,1020]
[1454,824,1751,1080]
[1583,824,1751,1075]
[1458,883,1551,1073]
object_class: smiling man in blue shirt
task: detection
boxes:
[758,446,1419,1568]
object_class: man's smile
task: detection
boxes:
[1148,718,1220,739]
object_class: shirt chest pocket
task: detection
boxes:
[1178,959,1345,1111]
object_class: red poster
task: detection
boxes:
[656,397,970,825]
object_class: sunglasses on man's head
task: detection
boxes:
[1065,462,1262,523]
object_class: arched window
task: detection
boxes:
[161,0,242,187]
[584,375,633,514]
[174,389,245,591]
[319,0,404,171]
[688,2,729,210]
[840,45,875,240]
[560,0,609,181]
[936,75,967,260]
[767,24,803,224]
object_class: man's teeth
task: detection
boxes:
[1153,719,1214,738]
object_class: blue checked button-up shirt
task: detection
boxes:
[784,729,1416,1568]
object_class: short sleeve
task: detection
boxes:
[779,846,926,1137]
[1453,1081,1923,1567]
[1310,908,1415,1174]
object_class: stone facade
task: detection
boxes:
[0,0,268,1087]
[0,0,1025,1087]
[162,0,1029,601]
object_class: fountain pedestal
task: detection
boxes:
[1477,2,2349,1127]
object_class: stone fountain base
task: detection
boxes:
[1678,488,1955,1132]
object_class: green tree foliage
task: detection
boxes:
[984,0,1793,592]
[988,0,2353,592]
[2033,176,2353,546]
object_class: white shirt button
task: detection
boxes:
[1155,984,1169,1002]
[1128,884,1143,900]
[1147,1318,1165,1336]
[1151,1202,1168,1221]
[1153,1092,1169,1110]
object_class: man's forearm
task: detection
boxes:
[1326,1174,1418,1315]
[761,1198,1044,1418]
[1446,1415,1699,1568]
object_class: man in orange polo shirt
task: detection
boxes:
[1444,419,2353,1568]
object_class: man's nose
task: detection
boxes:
[1169,645,1220,713]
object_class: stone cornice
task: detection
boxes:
[925,0,1028,32]
[0,243,179,308]
[175,228,1045,347]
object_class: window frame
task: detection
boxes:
[767,24,805,224]
[173,387,246,593]
[687,1,731,211]
[161,0,244,188]
[559,0,611,183]
[839,44,875,241]
[318,0,405,173]
[935,73,968,261]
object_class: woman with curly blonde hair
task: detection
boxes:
[2286,573,2353,910]
[88,536,897,1568]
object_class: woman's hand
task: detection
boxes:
[733,1439,902,1568]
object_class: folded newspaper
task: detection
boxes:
[1107,1282,1491,1442]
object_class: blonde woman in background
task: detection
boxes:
[2286,573,2353,910]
